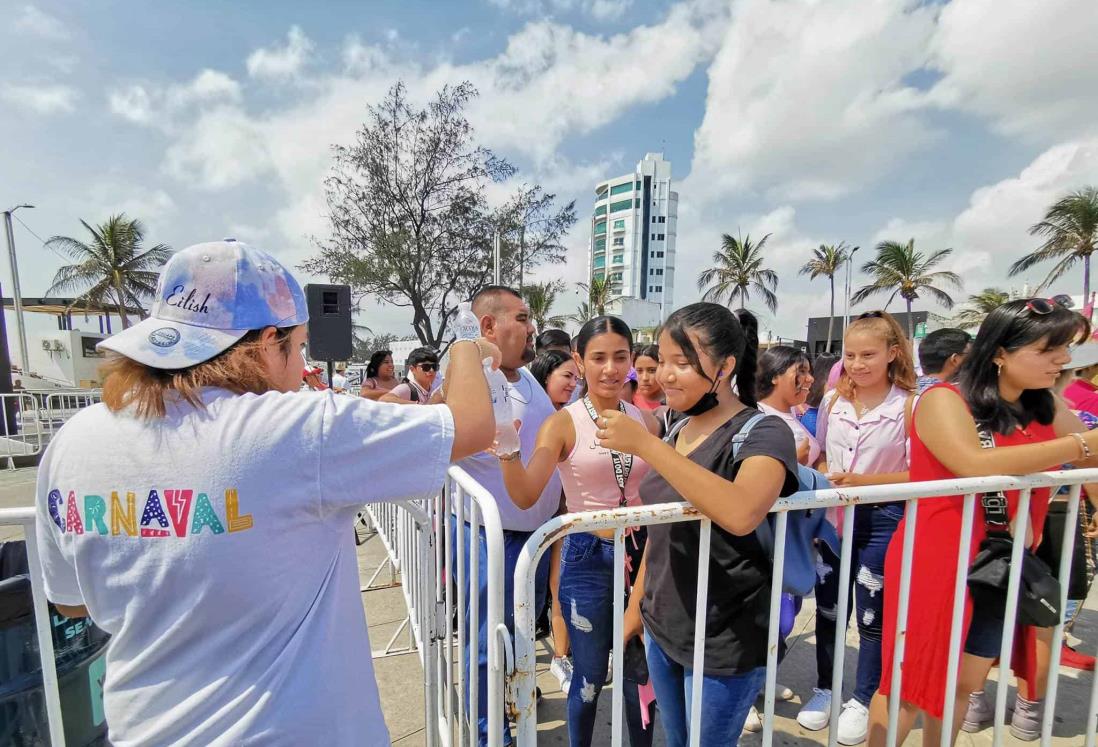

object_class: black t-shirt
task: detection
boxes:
[639,407,799,675]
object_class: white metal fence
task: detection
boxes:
[359,465,509,747]
[512,469,1098,747]
[0,389,103,469]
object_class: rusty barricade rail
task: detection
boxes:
[512,469,1098,747]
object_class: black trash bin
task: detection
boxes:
[0,540,110,746]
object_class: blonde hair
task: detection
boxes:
[101,326,298,418]
[837,311,916,401]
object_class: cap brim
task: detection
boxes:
[97,317,249,370]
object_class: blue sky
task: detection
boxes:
[2,0,1097,353]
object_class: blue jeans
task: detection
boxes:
[645,631,765,746]
[557,531,652,747]
[814,503,902,706]
[454,523,549,746]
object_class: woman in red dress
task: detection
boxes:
[868,299,1098,746]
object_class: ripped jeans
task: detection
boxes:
[814,503,903,706]
[557,530,652,747]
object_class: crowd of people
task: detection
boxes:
[32,237,1098,747]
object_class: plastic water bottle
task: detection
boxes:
[454,303,520,457]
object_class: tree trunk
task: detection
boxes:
[825,274,836,353]
[1084,250,1091,306]
[906,297,913,339]
[113,280,130,330]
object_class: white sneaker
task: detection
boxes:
[796,688,832,731]
[777,683,794,702]
[743,705,763,733]
[549,656,573,695]
[836,698,869,745]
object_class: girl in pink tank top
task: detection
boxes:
[499,316,660,747]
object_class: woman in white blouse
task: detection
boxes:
[756,346,819,466]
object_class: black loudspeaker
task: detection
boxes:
[304,284,353,362]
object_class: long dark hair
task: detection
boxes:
[634,343,659,362]
[756,345,811,400]
[575,315,633,356]
[530,349,573,390]
[660,303,759,408]
[366,350,391,379]
[958,299,1089,434]
[807,353,839,407]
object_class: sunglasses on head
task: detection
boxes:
[1024,298,1063,315]
[417,363,438,372]
[857,311,885,320]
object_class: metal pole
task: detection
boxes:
[2,209,31,377]
[518,225,525,292]
[493,232,501,285]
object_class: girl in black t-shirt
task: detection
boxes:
[596,303,800,746]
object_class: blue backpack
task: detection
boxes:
[665,411,838,596]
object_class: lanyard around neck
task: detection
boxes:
[582,395,632,507]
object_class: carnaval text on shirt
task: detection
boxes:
[47,488,254,538]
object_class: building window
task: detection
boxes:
[657,251,664,258]
[655,285,663,292]
[612,237,624,247]
[594,205,606,217]
[609,182,633,196]
[652,216,658,224]
[594,221,607,236]
[594,237,606,251]
[657,233,665,240]
[635,180,642,190]
[609,198,633,214]
[612,254,624,264]
[659,216,666,223]
[635,199,641,208]
[612,219,626,230]
[652,269,663,276]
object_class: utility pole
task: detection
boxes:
[2,205,33,377]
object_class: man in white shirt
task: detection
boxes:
[36,239,499,746]
[454,285,561,745]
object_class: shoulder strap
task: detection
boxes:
[825,390,841,417]
[730,412,768,458]
[408,382,420,402]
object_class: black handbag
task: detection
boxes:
[966,426,1062,629]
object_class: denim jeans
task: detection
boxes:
[557,531,652,747]
[814,503,902,706]
[644,631,765,746]
[453,522,549,746]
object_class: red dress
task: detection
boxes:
[879,385,1055,718]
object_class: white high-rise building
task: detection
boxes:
[587,153,678,324]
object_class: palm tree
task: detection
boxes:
[948,288,1011,330]
[567,301,592,327]
[1010,186,1098,301]
[45,214,171,328]
[697,233,778,313]
[522,281,568,331]
[577,276,614,317]
[852,239,962,338]
[799,242,851,352]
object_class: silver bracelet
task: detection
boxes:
[1070,432,1091,460]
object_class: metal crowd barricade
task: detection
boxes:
[0,506,67,746]
[360,464,508,747]
[0,392,45,468]
[511,469,1098,747]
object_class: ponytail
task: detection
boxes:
[735,309,759,408]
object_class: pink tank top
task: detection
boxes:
[559,399,651,513]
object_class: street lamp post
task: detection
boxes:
[1,205,33,377]
[842,245,860,342]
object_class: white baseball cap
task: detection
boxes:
[1067,342,1098,371]
[97,239,309,369]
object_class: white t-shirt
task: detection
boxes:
[36,388,454,747]
[332,372,348,390]
[458,366,561,531]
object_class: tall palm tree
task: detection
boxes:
[948,288,1011,330]
[567,301,592,327]
[852,239,962,338]
[799,242,851,352]
[577,276,613,317]
[1010,186,1098,301]
[522,281,568,331]
[45,214,171,328]
[697,233,778,313]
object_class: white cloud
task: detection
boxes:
[590,0,633,21]
[164,106,273,189]
[14,5,69,41]
[0,83,77,114]
[487,0,633,20]
[687,0,938,202]
[109,69,241,126]
[929,0,1098,142]
[246,26,314,79]
[867,137,1098,310]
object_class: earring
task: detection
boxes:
[996,362,1002,377]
